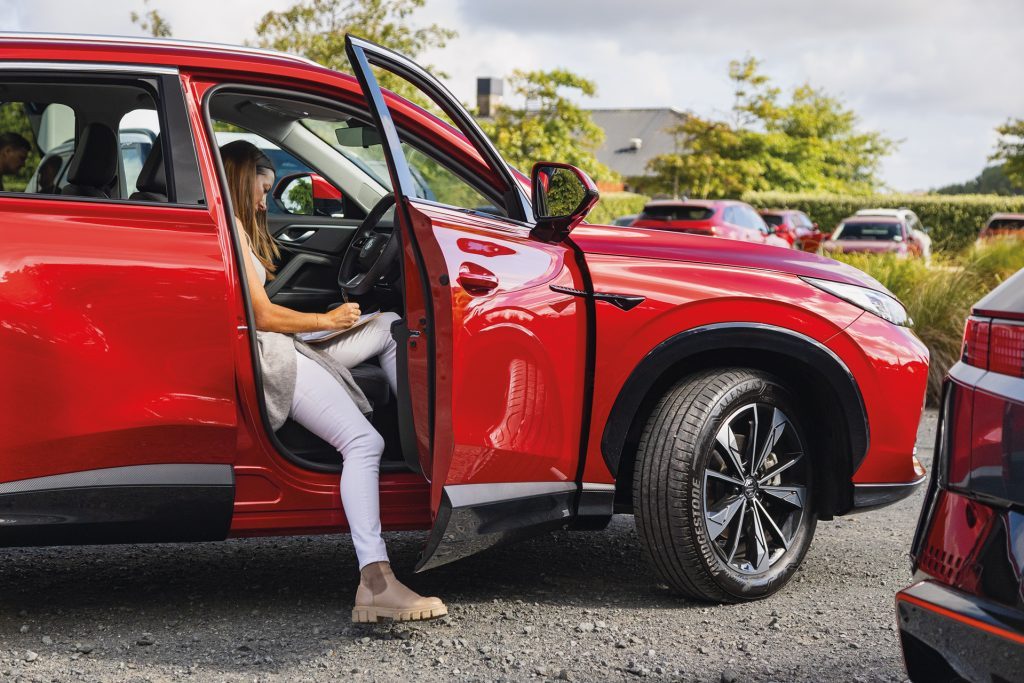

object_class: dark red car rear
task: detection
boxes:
[632,199,790,247]
[979,212,1024,242]
[897,268,1024,681]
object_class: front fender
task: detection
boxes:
[600,322,869,480]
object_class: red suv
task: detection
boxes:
[632,199,791,248]
[759,209,825,252]
[0,34,929,603]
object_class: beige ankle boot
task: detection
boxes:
[352,562,447,623]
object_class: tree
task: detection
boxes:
[253,0,456,104]
[130,0,172,38]
[936,164,1023,196]
[992,118,1024,190]
[643,58,895,198]
[480,69,615,182]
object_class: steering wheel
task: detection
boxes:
[338,194,400,297]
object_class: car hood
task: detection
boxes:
[572,224,891,294]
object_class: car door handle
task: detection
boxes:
[457,263,499,294]
[278,229,317,244]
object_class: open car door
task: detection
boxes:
[345,36,604,571]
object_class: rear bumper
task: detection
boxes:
[896,580,1024,682]
[851,473,926,511]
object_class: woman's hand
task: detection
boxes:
[323,302,361,330]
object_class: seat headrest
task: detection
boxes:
[136,136,166,196]
[66,123,118,189]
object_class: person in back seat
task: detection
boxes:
[0,132,30,192]
[220,140,447,624]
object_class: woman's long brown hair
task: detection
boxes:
[221,140,279,278]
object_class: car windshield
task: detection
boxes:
[988,218,1024,231]
[761,214,783,227]
[833,222,901,241]
[640,205,714,221]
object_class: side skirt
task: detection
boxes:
[0,464,234,547]
[415,482,577,572]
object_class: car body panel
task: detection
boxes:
[898,266,1024,680]
[0,35,932,566]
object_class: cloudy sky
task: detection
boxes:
[2,0,1022,191]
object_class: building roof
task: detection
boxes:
[587,108,687,178]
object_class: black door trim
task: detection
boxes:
[0,464,234,547]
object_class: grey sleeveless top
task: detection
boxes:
[250,250,371,430]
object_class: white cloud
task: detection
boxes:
[3,0,1019,191]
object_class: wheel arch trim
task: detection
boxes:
[601,322,869,482]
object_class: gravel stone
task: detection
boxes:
[0,410,938,682]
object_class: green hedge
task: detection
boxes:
[587,191,649,226]
[743,191,1024,253]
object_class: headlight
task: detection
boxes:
[802,277,911,327]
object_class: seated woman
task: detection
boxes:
[220,140,446,623]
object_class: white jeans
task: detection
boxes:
[289,312,401,570]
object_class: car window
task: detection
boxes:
[743,206,767,231]
[833,222,902,241]
[762,214,784,227]
[0,75,203,206]
[988,218,1024,231]
[212,127,316,216]
[640,204,715,221]
[304,118,500,216]
[1,101,72,195]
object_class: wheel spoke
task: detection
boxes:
[705,495,745,541]
[754,498,790,551]
[758,454,803,485]
[705,470,744,487]
[753,408,789,476]
[715,424,746,479]
[761,485,806,509]
[726,500,747,563]
[744,407,759,475]
[750,503,771,572]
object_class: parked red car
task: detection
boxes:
[0,34,929,603]
[897,267,1024,680]
[979,212,1024,242]
[758,209,826,252]
[632,199,791,248]
[821,216,924,259]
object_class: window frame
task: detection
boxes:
[0,63,205,209]
[204,83,515,223]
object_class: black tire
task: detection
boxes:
[633,368,817,602]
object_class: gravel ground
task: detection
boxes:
[0,409,938,683]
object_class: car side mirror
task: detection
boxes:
[274,172,345,218]
[530,162,599,242]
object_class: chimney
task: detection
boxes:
[477,77,504,118]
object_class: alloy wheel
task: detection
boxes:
[702,402,808,574]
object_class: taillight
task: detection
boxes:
[989,321,1024,378]
[961,317,990,369]
[962,316,1024,377]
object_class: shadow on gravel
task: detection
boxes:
[0,517,695,670]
